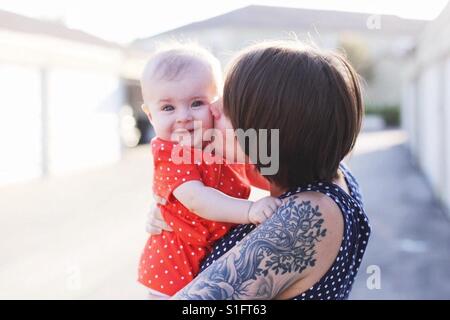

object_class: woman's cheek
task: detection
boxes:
[212,113,226,133]
[197,107,214,130]
[207,115,228,159]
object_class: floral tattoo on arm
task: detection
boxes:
[173,197,328,300]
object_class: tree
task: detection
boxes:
[338,34,374,83]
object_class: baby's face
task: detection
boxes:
[142,64,217,148]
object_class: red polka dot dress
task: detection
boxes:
[138,138,251,296]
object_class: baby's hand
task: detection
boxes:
[248,196,282,224]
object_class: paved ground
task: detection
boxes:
[1,129,449,299]
[0,149,151,299]
[348,130,450,299]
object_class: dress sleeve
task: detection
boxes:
[244,164,271,190]
[153,144,203,202]
[221,163,270,191]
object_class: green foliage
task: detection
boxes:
[365,105,400,127]
[338,35,374,83]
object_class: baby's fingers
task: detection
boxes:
[250,211,265,225]
[263,207,275,219]
[267,202,278,213]
[265,199,281,214]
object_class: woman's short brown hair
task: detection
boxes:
[223,41,363,189]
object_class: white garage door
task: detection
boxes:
[47,69,123,175]
[0,64,42,185]
[418,64,444,195]
[444,58,450,210]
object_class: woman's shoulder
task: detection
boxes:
[283,191,344,232]
[280,192,344,276]
[262,192,343,298]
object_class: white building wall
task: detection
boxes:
[417,64,444,197]
[47,69,123,175]
[0,64,42,185]
[401,3,450,213]
[444,57,450,210]
[401,80,418,156]
[0,24,128,186]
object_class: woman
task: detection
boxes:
[148,41,370,300]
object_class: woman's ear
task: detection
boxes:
[141,103,152,121]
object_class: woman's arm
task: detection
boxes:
[172,194,343,300]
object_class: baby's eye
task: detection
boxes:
[162,105,175,112]
[191,100,205,108]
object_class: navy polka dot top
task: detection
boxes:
[200,163,371,300]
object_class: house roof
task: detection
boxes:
[0,9,121,49]
[134,5,427,44]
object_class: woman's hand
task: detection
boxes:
[146,195,173,234]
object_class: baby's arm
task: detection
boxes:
[173,181,281,224]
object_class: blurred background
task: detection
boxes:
[0,0,449,299]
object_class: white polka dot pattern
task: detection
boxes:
[138,137,253,296]
[199,164,371,300]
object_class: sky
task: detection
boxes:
[0,0,448,44]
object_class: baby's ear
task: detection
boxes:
[141,103,152,121]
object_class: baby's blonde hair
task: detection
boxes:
[141,41,223,92]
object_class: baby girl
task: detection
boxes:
[138,43,281,297]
